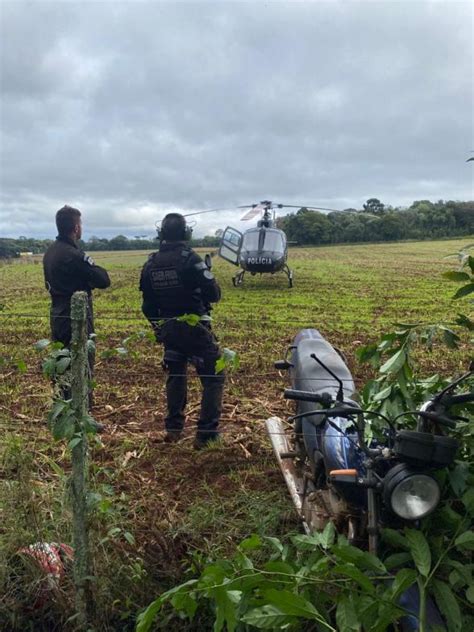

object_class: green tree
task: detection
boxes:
[109,235,130,250]
[363,198,385,215]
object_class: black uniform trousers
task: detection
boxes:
[158,320,225,440]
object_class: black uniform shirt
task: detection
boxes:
[43,236,110,298]
[140,241,221,319]
[43,236,110,344]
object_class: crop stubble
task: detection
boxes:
[0,238,471,627]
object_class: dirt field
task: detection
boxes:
[0,238,471,630]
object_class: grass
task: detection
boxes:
[0,237,472,630]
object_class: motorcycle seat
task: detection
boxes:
[290,330,355,401]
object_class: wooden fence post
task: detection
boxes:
[70,291,94,629]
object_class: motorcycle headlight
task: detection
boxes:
[383,464,440,520]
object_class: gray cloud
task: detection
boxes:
[0,0,473,238]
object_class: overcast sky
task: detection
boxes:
[0,0,473,239]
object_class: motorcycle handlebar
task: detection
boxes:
[418,411,457,429]
[283,389,330,404]
[443,392,474,407]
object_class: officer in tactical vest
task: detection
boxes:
[139,213,224,449]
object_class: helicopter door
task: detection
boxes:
[219,226,243,266]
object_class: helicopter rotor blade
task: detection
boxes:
[277,203,385,217]
[278,204,345,213]
[182,207,237,218]
[240,207,263,221]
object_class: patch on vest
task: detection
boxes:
[150,267,181,289]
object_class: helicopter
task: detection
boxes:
[219,201,294,287]
[185,200,344,288]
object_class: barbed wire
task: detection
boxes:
[0,366,459,385]
[0,312,462,337]
[0,418,402,441]
[0,311,444,325]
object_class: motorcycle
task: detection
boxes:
[267,328,473,631]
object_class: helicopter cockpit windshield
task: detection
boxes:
[242,228,285,254]
[263,230,285,253]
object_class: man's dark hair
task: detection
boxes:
[160,213,187,241]
[56,205,81,237]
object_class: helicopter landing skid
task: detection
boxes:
[284,265,294,288]
[232,270,245,287]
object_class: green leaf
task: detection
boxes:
[52,411,76,440]
[176,313,202,326]
[136,597,165,632]
[16,359,27,373]
[136,580,198,632]
[68,436,82,450]
[215,348,239,374]
[441,327,460,349]
[430,579,462,632]
[332,563,375,594]
[462,487,474,515]
[108,527,121,537]
[356,343,378,363]
[170,590,197,619]
[240,605,294,629]
[444,559,472,588]
[390,568,417,600]
[49,399,69,422]
[213,586,240,632]
[336,596,360,631]
[234,551,254,570]
[435,505,464,529]
[383,552,412,570]
[319,521,336,549]
[449,461,470,495]
[293,523,335,551]
[56,356,71,374]
[455,313,474,330]
[239,534,261,551]
[454,531,474,550]
[405,529,431,577]
[380,348,406,374]
[331,545,386,573]
[86,338,96,353]
[34,338,51,351]
[263,560,296,578]
[263,589,328,624]
[382,529,410,549]
[82,414,99,434]
[442,271,471,282]
[372,385,393,402]
[466,585,474,604]
[453,282,474,299]
[264,536,284,555]
[199,563,226,587]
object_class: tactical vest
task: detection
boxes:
[144,244,207,317]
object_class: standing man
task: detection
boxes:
[43,205,111,403]
[139,213,224,449]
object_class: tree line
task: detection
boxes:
[0,234,221,259]
[1,199,472,259]
[277,199,474,245]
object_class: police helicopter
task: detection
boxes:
[184,200,344,288]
